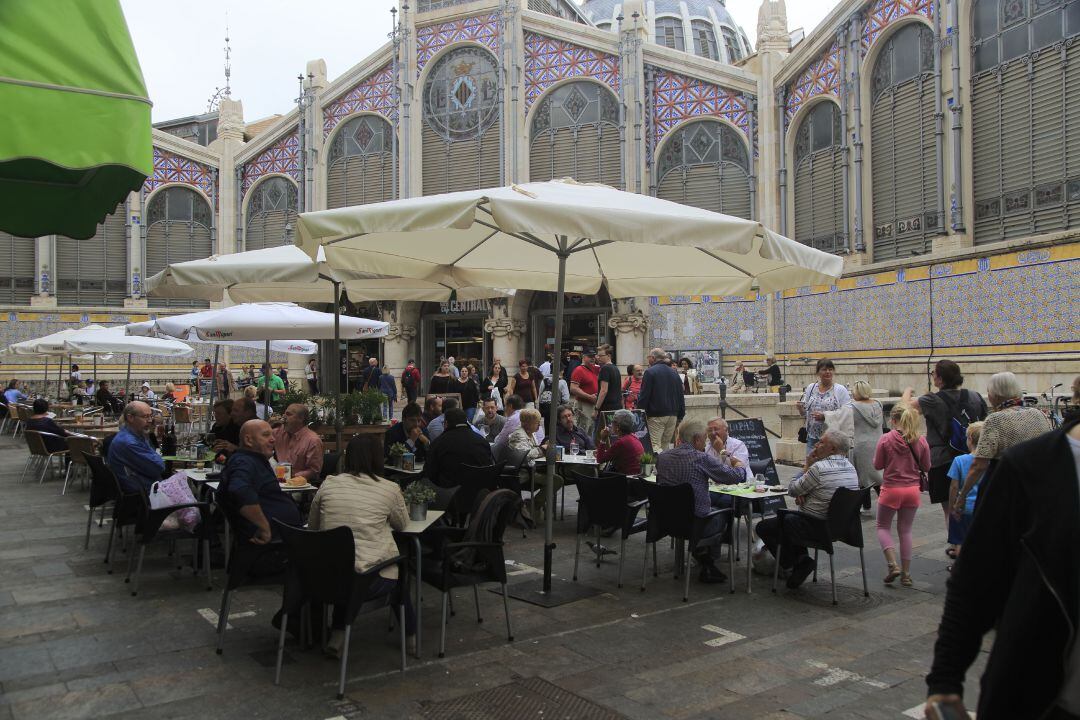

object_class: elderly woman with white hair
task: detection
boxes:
[508,408,561,523]
[597,409,644,476]
[952,371,1051,515]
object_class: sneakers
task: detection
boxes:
[785,556,815,589]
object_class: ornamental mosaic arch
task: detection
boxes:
[240,130,300,197]
[523,32,620,109]
[416,14,500,77]
[322,63,397,138]
[650,68,752,149]
[784,42,842,126]
[862,0,934,52]
[143,147,216,199]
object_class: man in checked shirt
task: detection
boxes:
[656,419,745,584]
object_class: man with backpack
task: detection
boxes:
[401,359,420,406]
[901,359,987,558]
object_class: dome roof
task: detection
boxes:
[579,0,739,30]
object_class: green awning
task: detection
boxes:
[0,0,152,239]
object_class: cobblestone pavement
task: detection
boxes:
[0,433,987,720]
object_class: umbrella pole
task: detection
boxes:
[58,355,64,400]
[542,240,569,594]
[206,346,219,432]
[44,356,48,399]
[93,353,98,395]
[333,280,342,452]
[125,353,132,399]
[263,340,271,421]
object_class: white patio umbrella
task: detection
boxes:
[296,178,845,599]
[63,325,193,398]
[6,327,113,400]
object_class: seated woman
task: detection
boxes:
[26,398,70,453]
[508,409,562,522]
[162,382,177,404]
[596,409,643,476]
[71,381,89,405]
[308,433,414,658]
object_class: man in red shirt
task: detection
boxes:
[400,359,421,407]
[570,349,600,435]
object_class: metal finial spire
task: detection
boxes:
[206,20,233,111]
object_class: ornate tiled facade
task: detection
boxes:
[143,147,216,198]
[862,0,933,52]
[650,68,752,148]
[523,32,620,109]
[651,249,1079,358]
[416,14,501,76]
[784,41,841,125]
[322,63,397,138]
[240,130,301,197]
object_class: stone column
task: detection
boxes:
[31,236,56,307]
[484,317,526,368]
[382,319,417,399]
[210,97,245,255]
[608,303,647,366]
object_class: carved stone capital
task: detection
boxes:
[608,313,649,336]
[385,323,416,342]
[483,317,526,339]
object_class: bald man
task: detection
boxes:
[220,420,301,545]
[272,403,324,483]
[108,401,166,493]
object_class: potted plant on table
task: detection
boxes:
[640,452,655,477]
[402,480,436,521]
[387,442,408,467]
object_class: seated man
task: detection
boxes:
[220,419,302,544]
[425,397,459,442]
[26,398,70,453]
[213,397,258,454]
[95,380,123,415]
[554,404,594,453]
[755,430,859,589]
[596,409,642,476]
[272,403,324,484]
[424,408,494,488]
[209,398,234,438]
[705,416,751,482]
[385,403,429,462]
[107,401,166,494]
[472,398,507,443]
[656,420,745,584]
[420,396,442,429]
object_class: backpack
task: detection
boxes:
[938,389,975,455]
[538,377,554,419]
[401,368,415,388]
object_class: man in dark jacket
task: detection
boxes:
[925,416,1079,719]
[424,408,493,488]
[637,347,685,451]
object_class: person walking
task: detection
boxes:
[357,357,381,393]
[924,415,1079,720]
[621,364,643,411]
[637,347,685,451]
[796,359,851,456]
[306,357,319,395]
[505,359,540,407]
[400,359,420,406]
[850,380,883,509]
[873,404,930,587]
[428,359,454,395]
[378,364,397,421]
[902,359,987,559]
[594,345,623,417]
[453,364,481,422]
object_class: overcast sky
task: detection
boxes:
[121,0,838,123]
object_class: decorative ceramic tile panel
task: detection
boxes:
[143,147,216,197]
[322,63,397,138]
[862,0,934,52]
[785,41,842,126]
[651,67,752,148]
[523,32,620,109]
[648,296,768,356]
[416,14,500,77]
[240,130,300,197]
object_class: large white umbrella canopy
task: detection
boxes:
[295,179,845,297]
[143,244,510,303]
[296,178,845,600]
[63,325,193,356]
[145,302,388,342]
[125,317,317,355]
[6,327,109,357]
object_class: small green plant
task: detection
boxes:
[403,481,436,506]
[388,442,408,459]
[640,452,655,466]
[358,388,388,424]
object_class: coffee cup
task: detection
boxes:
[584,449,596,460]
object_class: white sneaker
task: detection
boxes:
[326,629,345,659]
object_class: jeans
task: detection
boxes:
[694,493,733,563]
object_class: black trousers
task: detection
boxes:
[755,513,819,569]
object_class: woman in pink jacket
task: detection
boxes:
[873,404,931,587]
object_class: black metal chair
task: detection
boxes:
[640,483,734,600]
[83,452,118,550]
[770,487,870,605]
[272,521,407,699]
[570,471,648,588]
[85,454,142,572]
[123,485,214,597]
[451,462,504,526]
[420,488,520,658]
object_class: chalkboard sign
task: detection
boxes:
[726,417,780,486]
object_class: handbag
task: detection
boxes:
[148,472,201,531]
[905,439,929,492]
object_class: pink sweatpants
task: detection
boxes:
[876,506,917,563]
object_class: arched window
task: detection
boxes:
[144,186,212,307]
[971,0,1080,244]
[655,120,752,218]
[691,20,720,60]
[244,177,298,251]
[326,115,395,209]
[56,203,128,306]
[721,26,744,62]
[655,17,685,50]
[869,22,938,260]
[530,81,623,187]
[422,46,501,195]
[0,233,35,304]
[793,102,845,254]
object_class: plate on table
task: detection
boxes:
[280,482,316,492]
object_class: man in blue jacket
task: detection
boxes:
[637,348,685,451]
[107,401,165,493]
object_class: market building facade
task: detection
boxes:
[1,0,1076,393]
